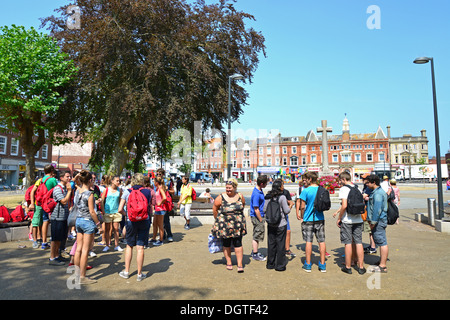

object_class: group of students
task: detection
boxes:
[215,171,391,274]
[24,165,195,284]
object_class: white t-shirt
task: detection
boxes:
[339,184,364,224]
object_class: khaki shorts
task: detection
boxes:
[251,216,265,242]
[104,212,123,223]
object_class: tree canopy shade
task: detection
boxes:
[0,25,78,187]
[41,0,266,175]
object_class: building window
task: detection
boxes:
[275,157,280,166]
[11,138,19,156]
[259,147,263,155]
[267,147,271,155]
[367,153,373,162]
[290,156,298,166]
[267,158,272,166]
[378,152,385,161]
[342,154,351,162]
[0,136,6,154]
[292,146,297,154]
[332,154,338,162]
[275,147,279,155]
[355,153,361,162]
[311,154,317,163]
[302,156,307,165]
[282,147,287,154]
[282,157,287,166]
[301,146,306,153]
[259,158,264,166]
[42,145,48,159]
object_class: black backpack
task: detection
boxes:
[265,196,282,226]
[344,184,366,215]
[386,196,399,225]
[314,185,331,212]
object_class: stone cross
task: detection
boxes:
[317,120,333,176]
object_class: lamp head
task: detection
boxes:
[230,73,244,80]
[413,57,432,64]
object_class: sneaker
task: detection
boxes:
[302,262,312,273]
[153,240,163,246]
[137,273,147,282]
[89,251,97,258]
[355,265,367,275]
[167,237,174,242]
[114,246,123,252]
[28,233,33,241]
[251,252,266,261]
[364,246,377,254]
[41,242,50,250]
[119,270,129,279]
[341,266,352,274]
[102,246,110,252]
[184,224,190,230]
[32,241,39,249]
[285,250,296,258]
[318,262,326,273]
[49,258,65,266]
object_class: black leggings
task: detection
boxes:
[223,236,243,248]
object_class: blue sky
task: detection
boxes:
[1,0,449,156]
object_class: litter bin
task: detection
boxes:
[427,198,437,226]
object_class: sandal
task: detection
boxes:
[372,265,387,273]
[237,266,244,273]
[226,265,233,271]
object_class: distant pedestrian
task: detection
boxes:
[264,179,291,271]
[250,175,268,261]
[118,173,152,281]
[366,174,389,273]
[298,172,327,273]
[73,170,103,284]
[177,176,193,230]
[211,178,246,272]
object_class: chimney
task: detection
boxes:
[386,126,391,138]
[421,129,426,137]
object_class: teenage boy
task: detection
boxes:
[366,174,389,273]
[298,172,327,273]
[177,176,192,230]
[250,175,268,261]
[333,172,366,275]
[49,171,72,265]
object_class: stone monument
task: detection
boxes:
[317,120,333,177]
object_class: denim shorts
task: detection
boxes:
[76,218,96,235]
[372,220,388,246]
[154,210,166,216]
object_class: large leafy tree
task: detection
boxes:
[42,0,266,175]
[0,25,78,187]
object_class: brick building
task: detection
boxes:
[0,128,53,187]
[51,131,93,173]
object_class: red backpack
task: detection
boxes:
[10,205,25,222]
[127,188,148,222]
[25,185,34,204]
[191,187,197,201]
[0,205,11,223]
[41,185,63,214]
[164,190,174,212]
[35,177,51,206]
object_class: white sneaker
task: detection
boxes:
[137,273,147,282]
[89,251,97,258]
[114,246,123,252]
[119,270,129,279]
[102,246,110,252]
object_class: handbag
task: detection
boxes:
[208,233,223,254]
[67,203,78,227]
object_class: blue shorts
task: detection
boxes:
[125,219,150,247]
[42,210,50,222]
[154,210,166,216]
[76,218,96,235]
[372,220,388,246]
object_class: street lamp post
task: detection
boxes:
[413,57,444,219]
[227,73,244,180]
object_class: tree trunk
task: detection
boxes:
[24,153,37,188]
[108,127,139,176]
